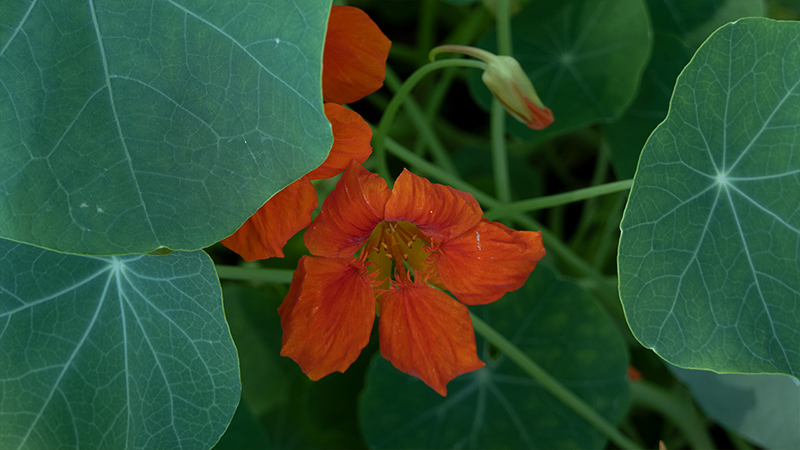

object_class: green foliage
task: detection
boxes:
[0,242,239,450]
[467,0,652,142]
[669,366,800,449]
[0,0,332,255]
[1,0,798,448]
[359,267,629,449]
[619,18,800,377]
[604,0,767,179]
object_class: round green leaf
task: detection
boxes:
[604,0,766,179]
[619,18,800,377]
[467,0,651,141]
[0,1,332,255]
[359,267,629,449]
[0,241,240,449]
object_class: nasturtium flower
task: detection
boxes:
[430,45,554,130]
[222,6,390,260]
[279,161,546,395]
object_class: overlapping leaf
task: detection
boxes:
[0,241,239,449]
[0,1,332,255]
[619,18,800,377]
[359,267,629,449]
[669,366,800,449]
[604,0,766,178]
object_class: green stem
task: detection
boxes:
[571,140,611,246]
[417,0,438,59]
[490,99,511,203]
[423,7,492,118]
[470,313,642,450]
[483,180,633,221]
[592,192,626,269]
[629,381,716,450]
[374,59,486,181]
[494,0,513,56]
[490,0,512,204]
[215,265,294,284]
[383,67,458,175]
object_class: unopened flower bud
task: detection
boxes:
[430,45,554,130]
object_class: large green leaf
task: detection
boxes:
[669,366,800,450]
[467,0,651,141]
[359,267,629,449]
[619,18,800,377]
[0,1,332,255]
[603,0,766,179]
[0,241,239,449]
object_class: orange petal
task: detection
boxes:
[384,169,483,243]
[436,219,546,305]
[220,177,317,261]
[308,103,373,180]
[521,94,554,130]
[323,5,391,104]
[278,256,376,380]
[378,281,484,396]
[305,160,391,258]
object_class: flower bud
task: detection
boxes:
[481,55,554,129]
[430,45,554,130]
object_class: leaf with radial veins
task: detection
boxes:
[0,1,332,255]
[0,240,240,450]
[618,18,800,378]
[603,0,766,179]
[359,267,629,450]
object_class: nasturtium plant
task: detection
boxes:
[0,0,332,255]
[619,18,800,378]
[359,267,630,450]
[2,0,798,449]
[0,241,239,450]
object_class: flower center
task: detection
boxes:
[359,221,431,287]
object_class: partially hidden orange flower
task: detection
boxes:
[221,6,390,260]
[279,161,546,395]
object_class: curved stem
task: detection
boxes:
[373,59,486,181]
[470,313,642,450]
[483,180,633,220]
[383,67,458,175]
[215,265,294,284]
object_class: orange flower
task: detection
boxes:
[222,6,390,260]
[279,161,546,395]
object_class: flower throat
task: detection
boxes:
[358,221,431,286]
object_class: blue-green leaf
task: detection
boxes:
[0,1,332,255]
[0,241,239,449]
[604,0,766,179]
[618,18,800,378]
[669,366,800,450]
